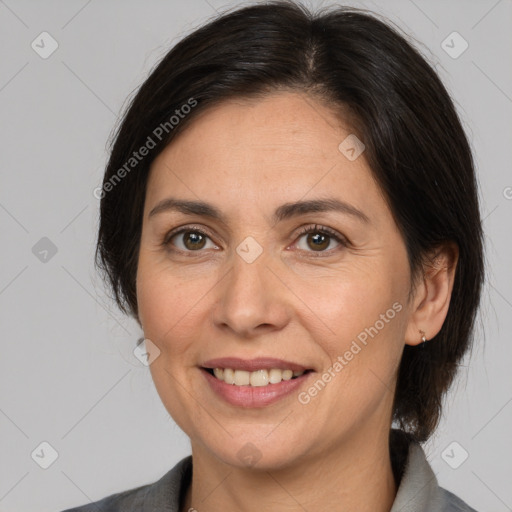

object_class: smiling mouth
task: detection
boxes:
[202,367,313,387]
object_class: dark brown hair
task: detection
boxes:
[95,0,484,444]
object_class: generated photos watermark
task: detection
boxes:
[298,301,403,405]
[93,97,198,199]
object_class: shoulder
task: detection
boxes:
[60,484,146,512]
[438,486,479,512]
[59,456,192,512]
[389,430,479,512]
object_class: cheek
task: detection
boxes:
[136,255,215,355]
[136,249,179,321]
[136,259,211,430]
[301,275,408,417]
[296,261,410,404]
[300,267,406,343]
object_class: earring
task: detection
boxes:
[419,330,427,346]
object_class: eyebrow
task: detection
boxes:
[148,197,370,224]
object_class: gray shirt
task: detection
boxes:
[61,440,478,511]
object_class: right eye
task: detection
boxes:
[163,226,220,253]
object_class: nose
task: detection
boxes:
[211,247,291,339]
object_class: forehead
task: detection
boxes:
[163,91,355,160]
[145,91,385,223]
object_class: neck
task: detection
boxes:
[182,426,398,512]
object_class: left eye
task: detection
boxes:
[293,225,346,253]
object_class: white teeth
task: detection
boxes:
[223,368,235,384]
[234,370,250,386]
[269,368,282,384]
[282,369,293,381]
[210,367,306,386]
[250,369,269,387]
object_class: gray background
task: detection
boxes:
[0,0,511,511]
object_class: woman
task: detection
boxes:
[63,1,484,510]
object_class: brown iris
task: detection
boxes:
[307,232,330,251]
[183,231,207,250]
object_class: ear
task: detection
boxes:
[404,243,459,346]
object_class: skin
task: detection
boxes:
[136,91,458,512]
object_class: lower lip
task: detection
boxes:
[201,368,312,408]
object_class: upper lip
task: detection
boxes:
[201,357,312,373]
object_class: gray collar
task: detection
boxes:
[132,440,474,511]
[390,441,443,511]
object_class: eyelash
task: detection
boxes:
[162,223,348,257]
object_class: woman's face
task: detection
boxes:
[136,91,416,469]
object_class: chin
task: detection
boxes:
[204,435,308,472]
